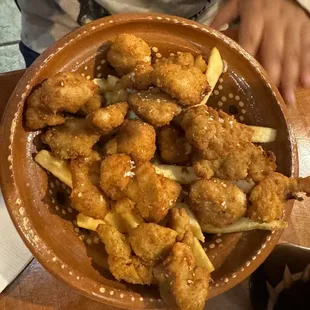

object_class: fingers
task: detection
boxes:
[300,23,310,88]
[259,20,285,88]
[238,14,264,56]
[210,0,238,30]
[280,23,301,106]
[238,0,264,56]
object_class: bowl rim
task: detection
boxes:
[0,12,298,309]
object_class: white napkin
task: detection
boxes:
[0,190,32,292]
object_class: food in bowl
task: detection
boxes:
[24,33,310,310]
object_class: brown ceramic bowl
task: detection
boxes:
[0,13,298,309]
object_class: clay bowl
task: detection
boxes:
[0,13,298,309]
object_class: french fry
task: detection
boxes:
[93,75,119,93]
[250,126,277,143]
[35,150,72,188]
[201,217,287,234]
[121,212,144,231]
[191,237,215,272]
[104,211,128,233]
[77,213,105,231]
[200,47,223,105]
[176,202,205,242]
[154,164,255,193]
[154,164,197,184]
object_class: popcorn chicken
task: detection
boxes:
[107,34,151,76]
[117,120,156,162]
[128,88,181,127]
[88,102,128,133]
[189,179,247,227]
[41,118,100,159]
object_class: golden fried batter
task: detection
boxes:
[97,222,131,257]
[152,62,209,106]
[194,55,208,72]
[88,102,128,133]
[193,159,215,180]
[124,162,181,223]
[40,72,99,113]
[41,118,100,159]
[114,197,135,214]
[248,146,277,182]
[107,34,151,76]
[25,87,65,130]
[154,242,210,310]
[248,173,310,222]
[181,106,252,154]
[132,62,154,90]
[97,223,153,284]
[156,52,195,67]
[158,126,192,164]
[100,154,135,200]
[79,94,102,115]
[189,179,247,227]
[128,88,182,127]
[117,62,154,91]
[117,120,156,162]
[182,106,276,180]
[108,256,153,285]
[101,137,118,156]
[170,208,190,242]
[71,152,109,219]
[129,223,177,262]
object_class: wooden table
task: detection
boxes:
[0,66,310,309]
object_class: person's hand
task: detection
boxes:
[211,0,310,105]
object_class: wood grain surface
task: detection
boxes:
[1,35,310,309]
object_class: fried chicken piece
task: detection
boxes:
[107,34,151,76]
[248,173,310,222]
[189,179,247,227]
[181,106,253,154]
[25,88,65,130]
[97,223,153,284]
[117,62,154,91]
[100,154,135,200]
[154,242,210,310]
[158,125,192,164]
[114,197,135,214]
[41,118,100,160]
[132,62,154,90]
[79,94,102,115]
[101,137,118,155]
[156,52,195,67]
[182,106,276,180]
[170,208,190,242]
[108,256,154,285]
[88,102,128,133]
[248,146,277,182]
[124,162,181,222]
[117,120,156,162]
[152,62,210,106]
[129,223,177,263]
[128,88,181,127]
[71,152,109,219]
[193,159,215,179]
[194,55,208,72]
[41,72,99,113]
